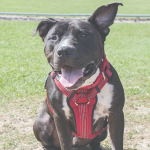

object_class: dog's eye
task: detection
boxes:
[81,34,87,38]
[51,35,57,40]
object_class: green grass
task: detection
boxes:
[106,23,150,100]
[0,0,150,14]
[0,21,49,102]
[0,20,150,149]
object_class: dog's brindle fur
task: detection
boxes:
[33,3,125,150]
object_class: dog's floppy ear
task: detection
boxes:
[88,2,123,39]
[32,18,57,41]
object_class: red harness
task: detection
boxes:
[46,54,112,139]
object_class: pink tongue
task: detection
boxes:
[59,66,83,87]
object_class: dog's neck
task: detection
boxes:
[80,68,100,88]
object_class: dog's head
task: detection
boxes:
[34,2,122,90]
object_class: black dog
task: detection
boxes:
[33,2,125,150]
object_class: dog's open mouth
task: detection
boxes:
[57,62,96,88]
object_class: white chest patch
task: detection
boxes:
[93,83,114,123]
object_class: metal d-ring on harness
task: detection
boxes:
[45,54,112,139]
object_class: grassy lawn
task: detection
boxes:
[0,0,150,15]
[0,20,150,150]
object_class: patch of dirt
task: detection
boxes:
[0,98,42,150]
[134,105,150,115]
[123,99,150,150]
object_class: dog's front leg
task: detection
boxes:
[108,110,124,150]
[53,112,72,150]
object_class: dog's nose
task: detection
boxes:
[57,47,72,57]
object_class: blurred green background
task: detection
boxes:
[0,0,150,15]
